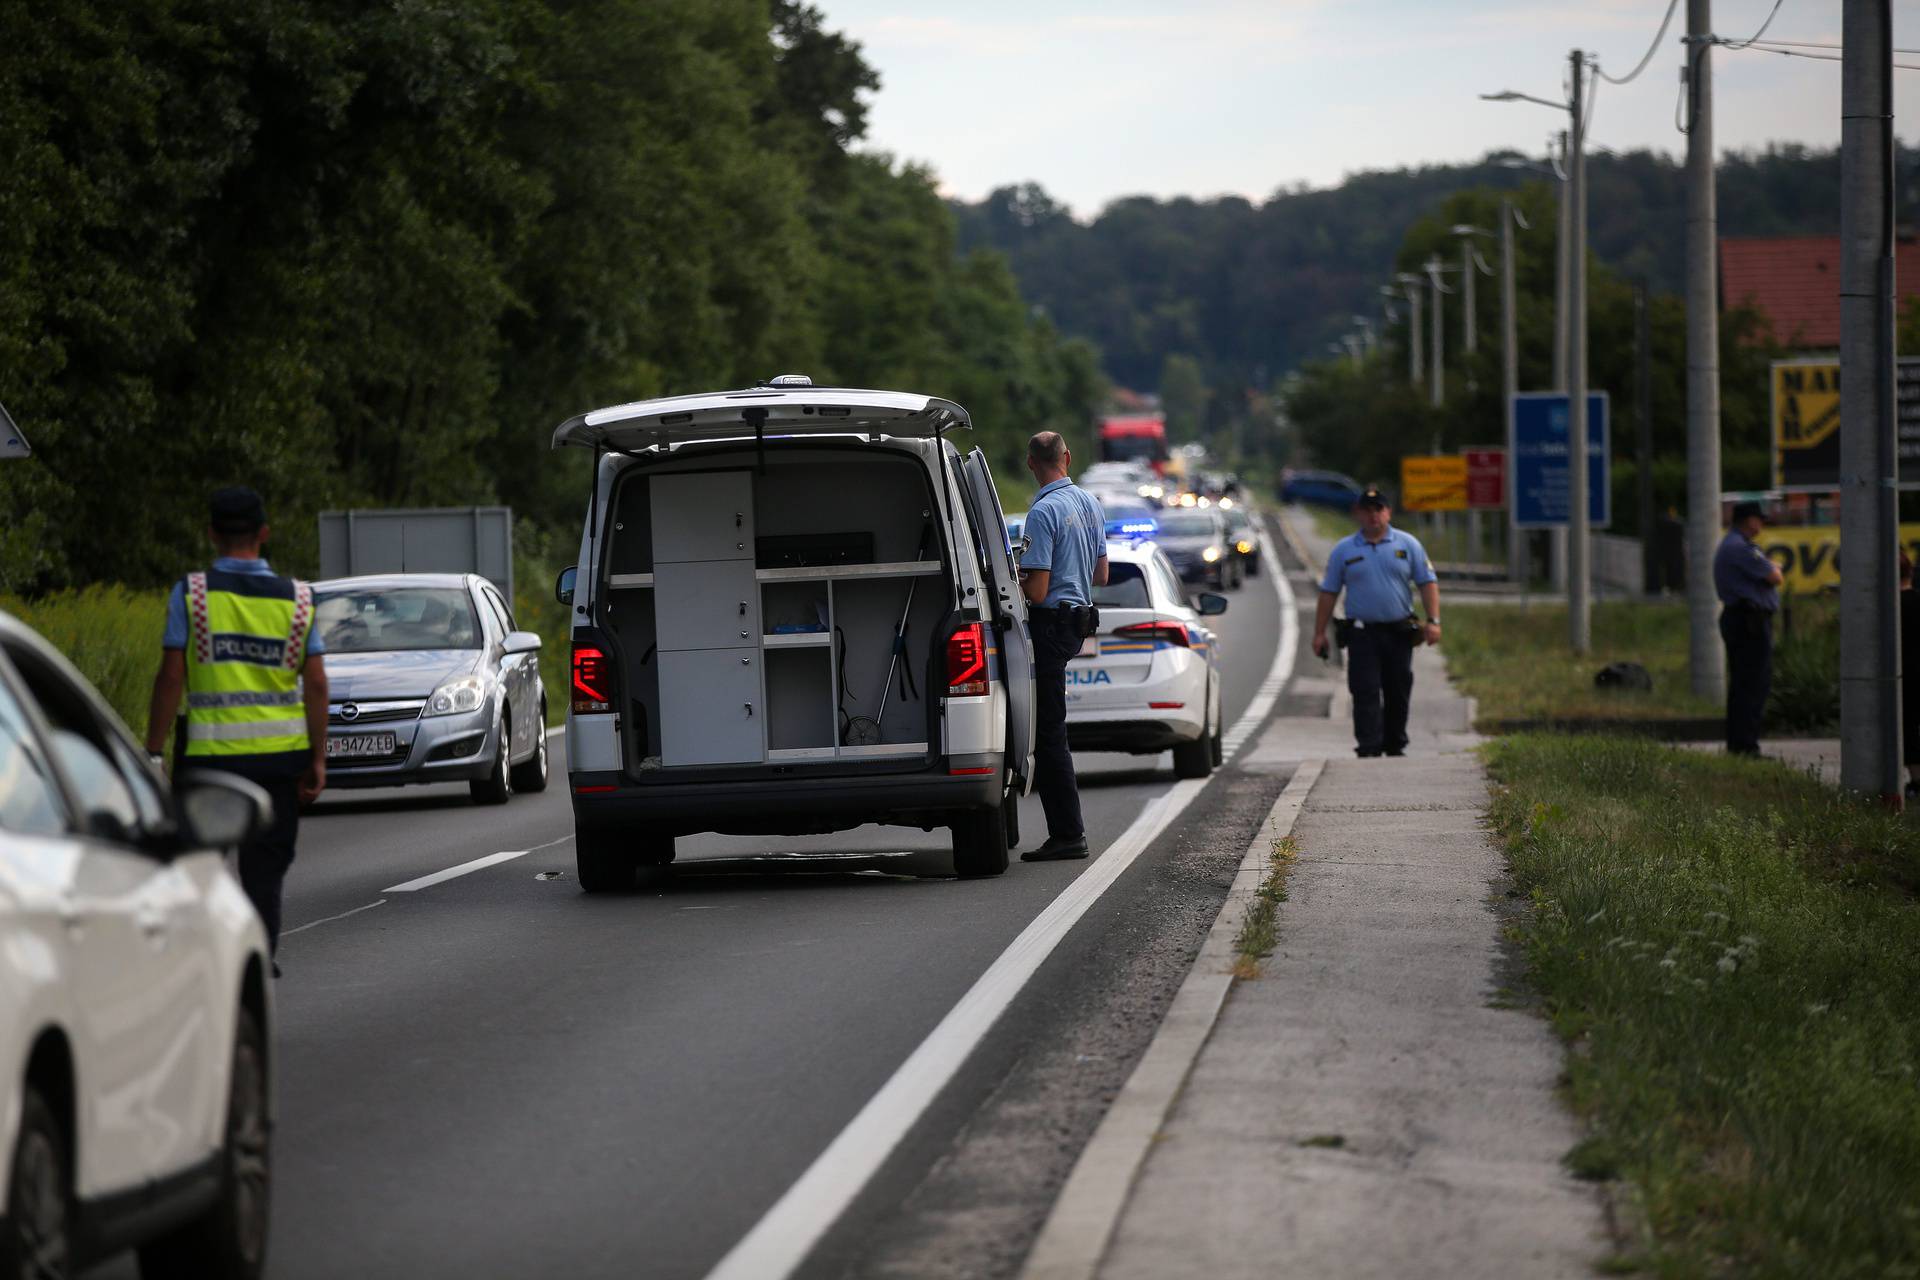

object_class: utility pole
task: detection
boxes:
[1402,275,1425,388]
[1684,0,1725,697]
[1503,200,1525,585]
[1460,237,1478,355]
[1839,0,1902,803]
[1428,257,1446,415]
[1636,282,1657,595]
[1567,49,1591,653]
[1552,129,1572,593]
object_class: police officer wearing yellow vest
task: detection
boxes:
[145,487,329,953]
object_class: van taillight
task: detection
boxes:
[946,623,988,697]
[571,643,612,713]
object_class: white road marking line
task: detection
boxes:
[384,831,575,893]
[702,518,1300,1280]
[282,898,387,936]
[1218,529,1297,760]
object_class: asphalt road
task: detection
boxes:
[89,532,1294,1280]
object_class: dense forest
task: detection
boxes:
[954,145,1918,532]
[952,146,1917,396]
[0,0,1103,592]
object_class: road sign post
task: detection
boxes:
[1511,392,1609,530]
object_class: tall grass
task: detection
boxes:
[1486,734,1919,1275]
[0,586,168,732]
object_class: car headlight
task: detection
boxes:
[425,673,491,717]
[1202,546,1221,563]
[1236,539,1254,554]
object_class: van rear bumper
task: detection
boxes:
[568,761,1003,837]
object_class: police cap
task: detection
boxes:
[1355,485,1391,510]
[210,486,267,534]
[1729,500,1765,525]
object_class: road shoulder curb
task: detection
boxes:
[1018,757,1327,1280]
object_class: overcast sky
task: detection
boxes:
[816,0,1914,215]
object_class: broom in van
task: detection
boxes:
[841,523,932,747]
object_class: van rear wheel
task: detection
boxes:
[952,805,1010,878]
[576,831,635,894]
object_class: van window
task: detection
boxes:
[1091,563,1151,609]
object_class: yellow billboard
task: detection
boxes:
[1771,359,1841,490]
[1400,455,1468,512]
[1754,523,1920,593]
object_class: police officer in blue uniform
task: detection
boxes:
[1713,500,1784,756]
[1019,431,1108,862]
[1311,486,1441,757]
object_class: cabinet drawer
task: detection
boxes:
[658,650,764,766]
[652,560,760,651]
[650,472,754,563]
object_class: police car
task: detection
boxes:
[1064,537,1228,778]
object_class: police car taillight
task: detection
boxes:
[945,623,988,697]
[1114,621,1190,648]
[571,643,612,714]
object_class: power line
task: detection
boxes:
[1598,0,1683,84]
[1718,0,1786,50]
[1721,42,1920,71]
[1747,37,1920,54]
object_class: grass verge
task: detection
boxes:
[1485,734,1919,1275]
[1232,835,1298,979]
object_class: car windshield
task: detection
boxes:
[1157,512,1217,537]
[1224,508,1251,530]
[315,587,481,652]
[1091,562,1151,608]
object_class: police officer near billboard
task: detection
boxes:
[1019,431,1108,862]
[1311,486,1441,757]
[1713,500,1783,756]
[146,487,329,954]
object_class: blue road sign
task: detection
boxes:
[1511,392,1609,529]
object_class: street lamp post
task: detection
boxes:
[1482,59,1593,653]
[1397,274,1424,388]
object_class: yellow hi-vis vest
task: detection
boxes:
[183,569,315,759]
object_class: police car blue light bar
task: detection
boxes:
[1105,517,1158,538]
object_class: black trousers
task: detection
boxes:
[1719,607,1773,755]
[179,758,302,952]
[1030,614,1086,841]
[1346,624,1417,757]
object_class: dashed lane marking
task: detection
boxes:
[383,831,576,893]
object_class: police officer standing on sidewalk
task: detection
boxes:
[146,487,329,955]
[1018,431,1107,862]
[1311,486,1441,758]
[1713,500,1783,757]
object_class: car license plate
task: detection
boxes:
[327,732,396,760]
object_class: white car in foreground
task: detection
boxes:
[0,610,275,1280]
[1064,538,1228,778]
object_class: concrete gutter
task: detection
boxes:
[1019,758,1326,1280]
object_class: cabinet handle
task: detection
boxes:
[735,512,744,528]
[739,601,746,616]
[740,630,749,639]
[740,656,750,665]
[744,701,754,715]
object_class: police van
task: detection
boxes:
[552,378,1035,890]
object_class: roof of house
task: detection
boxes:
[1721,235,1920,349]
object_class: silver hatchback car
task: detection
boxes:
[311,573,549,803]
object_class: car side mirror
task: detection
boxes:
[1196,593,1230,616]
[503,630,542,655]
[555,566,577,607]
[177,773,272,850]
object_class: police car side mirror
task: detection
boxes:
[1195,593,1229,617]
[178,773,272,850]
[555,566,577,607]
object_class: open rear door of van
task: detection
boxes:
[552,387,970,453]
[959,450,1035,794]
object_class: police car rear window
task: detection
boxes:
[1092,563,1150,609]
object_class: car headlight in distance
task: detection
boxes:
[1236,539,1254,554]
[1202,546,1221,563]
[425,673,490,717]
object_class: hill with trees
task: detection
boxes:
[0,0,1103,591]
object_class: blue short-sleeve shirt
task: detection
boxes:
[162,557,326,655]
[1318,527,1436,623]
[1023,479,1107,608]
[1713,530,1780,612]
